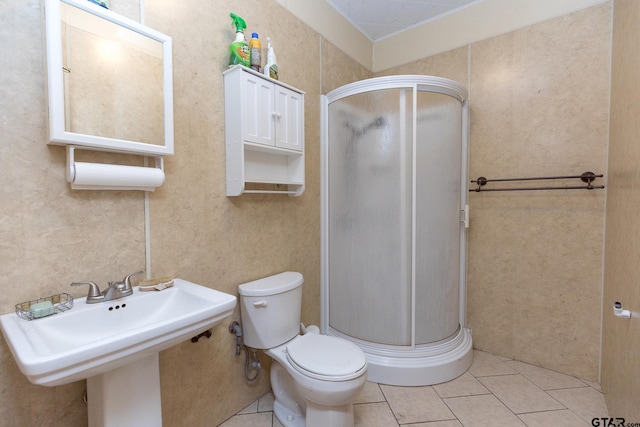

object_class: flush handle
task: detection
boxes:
[253,301,268,308]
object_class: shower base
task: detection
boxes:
[329,327,473,386]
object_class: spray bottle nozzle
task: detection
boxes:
[230,13,247,33]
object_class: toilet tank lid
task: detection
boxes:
[238,272,303,297]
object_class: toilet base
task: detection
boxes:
[273,400,305,427]
[273,400,355,427]
[306,401,354,427]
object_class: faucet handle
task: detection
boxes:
[123,270,144,290]
[107,280,123,290]
[71,281,102,299]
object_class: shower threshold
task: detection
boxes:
[328,327,473,386]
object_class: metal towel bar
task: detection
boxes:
[470,171,604,192]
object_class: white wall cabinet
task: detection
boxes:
[224,65,305,196]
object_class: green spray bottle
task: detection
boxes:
[229,13,250,67]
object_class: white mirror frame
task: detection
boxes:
[44,0,174,156]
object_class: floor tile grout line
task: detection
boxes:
[515,407,580,416]
[377,382,460,426]
[518,404,596,426]
[386,400,401,427]
[476,374,569,418]
[540,393,603,426]
[469,372,520,379]
[440,394,467,426]
[376,381,397,424]
[504,360,596,386]
[471,351,601,389]
[479,368,605,395]
[376,384,402,426]
[433,390,493,399]
[538,385,574,415]
[541,384,604,393]
[353,400,388,406]
[399,418,460,427]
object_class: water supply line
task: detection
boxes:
[228,321,261,382]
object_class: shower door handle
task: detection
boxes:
[460,205,469,228]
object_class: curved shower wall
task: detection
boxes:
[321,75,472,386]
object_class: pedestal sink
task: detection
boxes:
[0,278,237,426]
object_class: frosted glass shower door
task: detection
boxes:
[327,87,465,347]
[323,74,471,386]
[328,88,413,346]
[414,90,463,344]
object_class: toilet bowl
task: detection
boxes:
[238,272,368,427]
[268,333,367,426]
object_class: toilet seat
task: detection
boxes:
[286,334,367,381]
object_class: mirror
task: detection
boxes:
[45,0,173,156]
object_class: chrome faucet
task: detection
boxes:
[71,270,144,304]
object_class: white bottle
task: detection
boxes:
[263,37,278,80]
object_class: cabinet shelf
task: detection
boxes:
[243,141,302,156]
[224,66,305,196]
[242,189,301,195]
[244,178,304,185]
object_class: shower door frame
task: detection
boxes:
[320,75,472,386]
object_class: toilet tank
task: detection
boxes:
[238,272,303,349]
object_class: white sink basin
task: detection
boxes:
[0,278,236,386]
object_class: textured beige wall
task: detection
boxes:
[276,0,607,72]
[467,3,611,381]
[373,0,609,72]
[602,0,640,420]
[376,46,469,84]
[378,3,611,381]
[278,0,373,71]
[0,0,369,426]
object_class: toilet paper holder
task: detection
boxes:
[66,145,165,191]
[613,301,631,319]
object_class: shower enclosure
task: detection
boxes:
[320,76,472,386]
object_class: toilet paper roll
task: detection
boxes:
[71,162,165,191]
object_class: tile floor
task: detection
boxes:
[218,350,608,426]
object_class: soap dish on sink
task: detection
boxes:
[15,293,74,321]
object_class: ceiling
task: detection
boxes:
[326,0,483,42]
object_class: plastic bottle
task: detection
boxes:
[264,37,278,80]
[229,13,250,68]
[249,33,262,72]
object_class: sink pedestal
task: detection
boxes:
[87,353,162,427]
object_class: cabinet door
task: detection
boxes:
[274,86,304,151]
[242,74,275,146]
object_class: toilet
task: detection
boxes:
[238,272,368,427]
